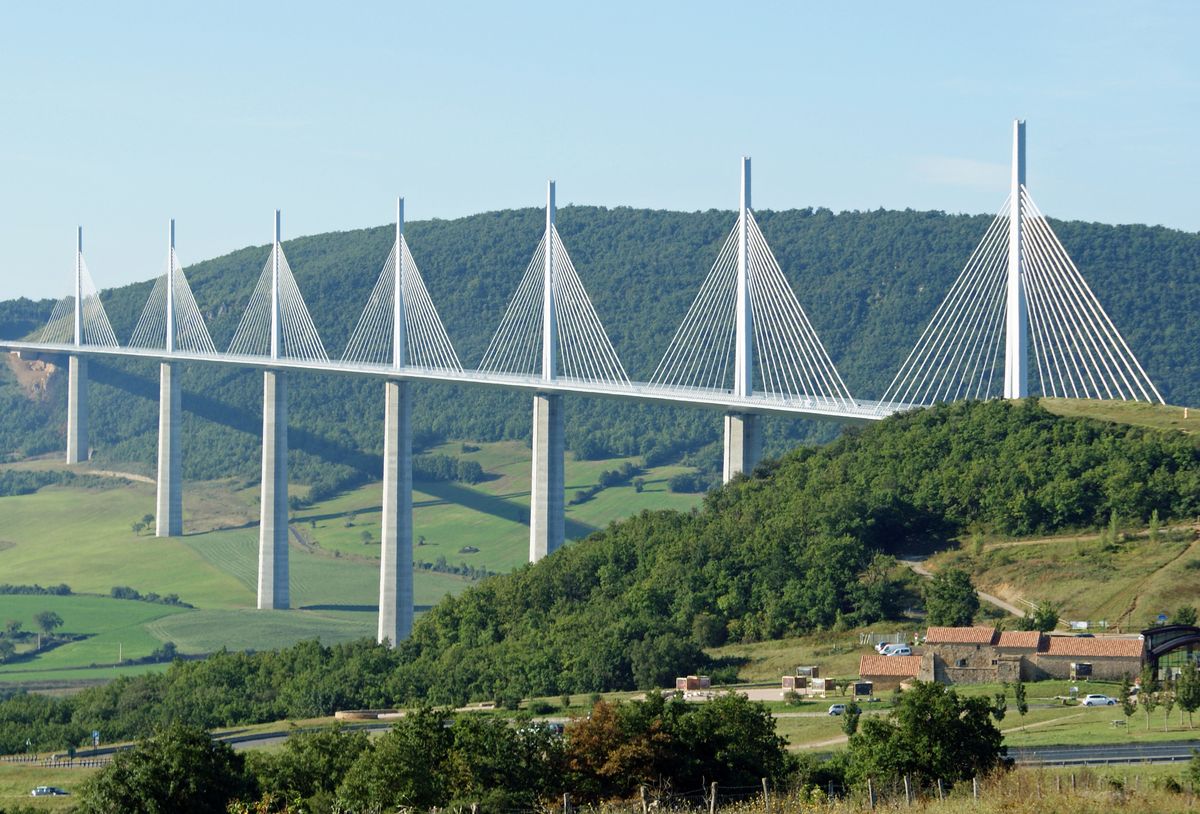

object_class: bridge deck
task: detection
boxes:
[0,340,906,423]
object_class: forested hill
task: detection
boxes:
[5,400,1198,746]
[0,206,1197,494]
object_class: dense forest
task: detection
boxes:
[0,206,1197,496]
[3,400,1198,750]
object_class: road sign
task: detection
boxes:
[92,730,100,747]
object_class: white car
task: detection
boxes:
[880,644,913,656]
[1081,694,1117,706]
[828,704,847,716]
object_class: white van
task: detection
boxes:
[879,644,912,656]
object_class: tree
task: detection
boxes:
[992,689,1007,722]
[359,530,372,545]
[0,638,14,663]
[1139,665,1160,730]
[842,701,862,736]
[248,725,370,811]
[336,707,454,812]
[1014,681,1028,717]
[1164,683,1177,732]
[75,723,253,813]
[4,619,21,636]
[846,682,1003,789]
[33,611,63,649]
[1174,606,1198,627]
[1178,663,1200,729]
[1031,601,1061,632]
[1119,675,1137,722]
[131,521,145,535]
[923,568,980,627]
[1148,509,1160,542]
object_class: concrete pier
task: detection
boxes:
[378,380,413,646]
[155,362,182,536]
[257,370,289,609]
[66,355,88,464]
[722,412,761,482]
[529,392,564,562]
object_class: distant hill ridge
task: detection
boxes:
[0,205,1197,495]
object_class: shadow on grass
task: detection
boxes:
[299,603,434,613]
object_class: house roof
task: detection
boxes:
[924,626,997,645]
[996,631,1043,650]
[1040,636,1144,659]
[859,654,922,678]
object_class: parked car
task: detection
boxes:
[880,644,912,656]
[30,787,69,797]
[827,704,847,716]
[1081,694,1117,706]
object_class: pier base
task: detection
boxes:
[257,370,289,609]
[378,380,413,645]
[155,362,182,537]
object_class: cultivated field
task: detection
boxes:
[0,441,703,684]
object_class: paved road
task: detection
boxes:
[1010,740,1200,766]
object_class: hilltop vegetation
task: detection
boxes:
[3,399,1199,750]
[1,206,1197,496]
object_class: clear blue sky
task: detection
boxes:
[0,1,1195,299]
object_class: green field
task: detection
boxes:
[0,441,703,684]
[0,762,96,811]
[0,594,188,676]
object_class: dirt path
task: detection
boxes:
[1001,710,1088,735]
[86,468,154,485]
[899,557,1028,618]
[1111,535,1200,628]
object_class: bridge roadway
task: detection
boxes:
[0,339,900,423]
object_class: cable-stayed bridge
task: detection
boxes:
[0,121,1163,646]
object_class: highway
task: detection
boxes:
[1010,740,1200,766]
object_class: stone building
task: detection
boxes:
[916,626,1143,683]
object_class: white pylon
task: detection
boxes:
[1004,120,1028,399]
[733,157,753,398]
[541,181,557,381]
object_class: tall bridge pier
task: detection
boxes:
[530,181,565,562]
[378,199,414,646]
[723,157,761,482]
[258,211,290,610]
[66,228,89,464]
[156,221,183,537]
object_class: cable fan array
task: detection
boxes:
[883,189,1162,406]
[227,243,328,361]
[342,236,462,370]
[128,248,217,353]
[39,253,119,347]
[478,228,629,385]
[650,211,855,408]
[880,198,1012,406]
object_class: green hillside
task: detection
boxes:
[3,399,1199,752]
[1,206,1197,499]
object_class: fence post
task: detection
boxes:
[972,776,978,801]
[470,803,477,814]
[1071,773,1076,792]
[903,775,912,806]
[937,779,944,801]
[709,782,717,814]
[867,778,875,809]
[563,792,570,814]
[640,785,648,814]
[761,777,770,814]
[1056,775,1061,794]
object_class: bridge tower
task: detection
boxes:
[723,157,762,482]
[156,219,183,536]
[66,227,89,464]
[258,210,290,610]
[379,198,414,646]
[1003,119,1028,399]
[530,180,565,562]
